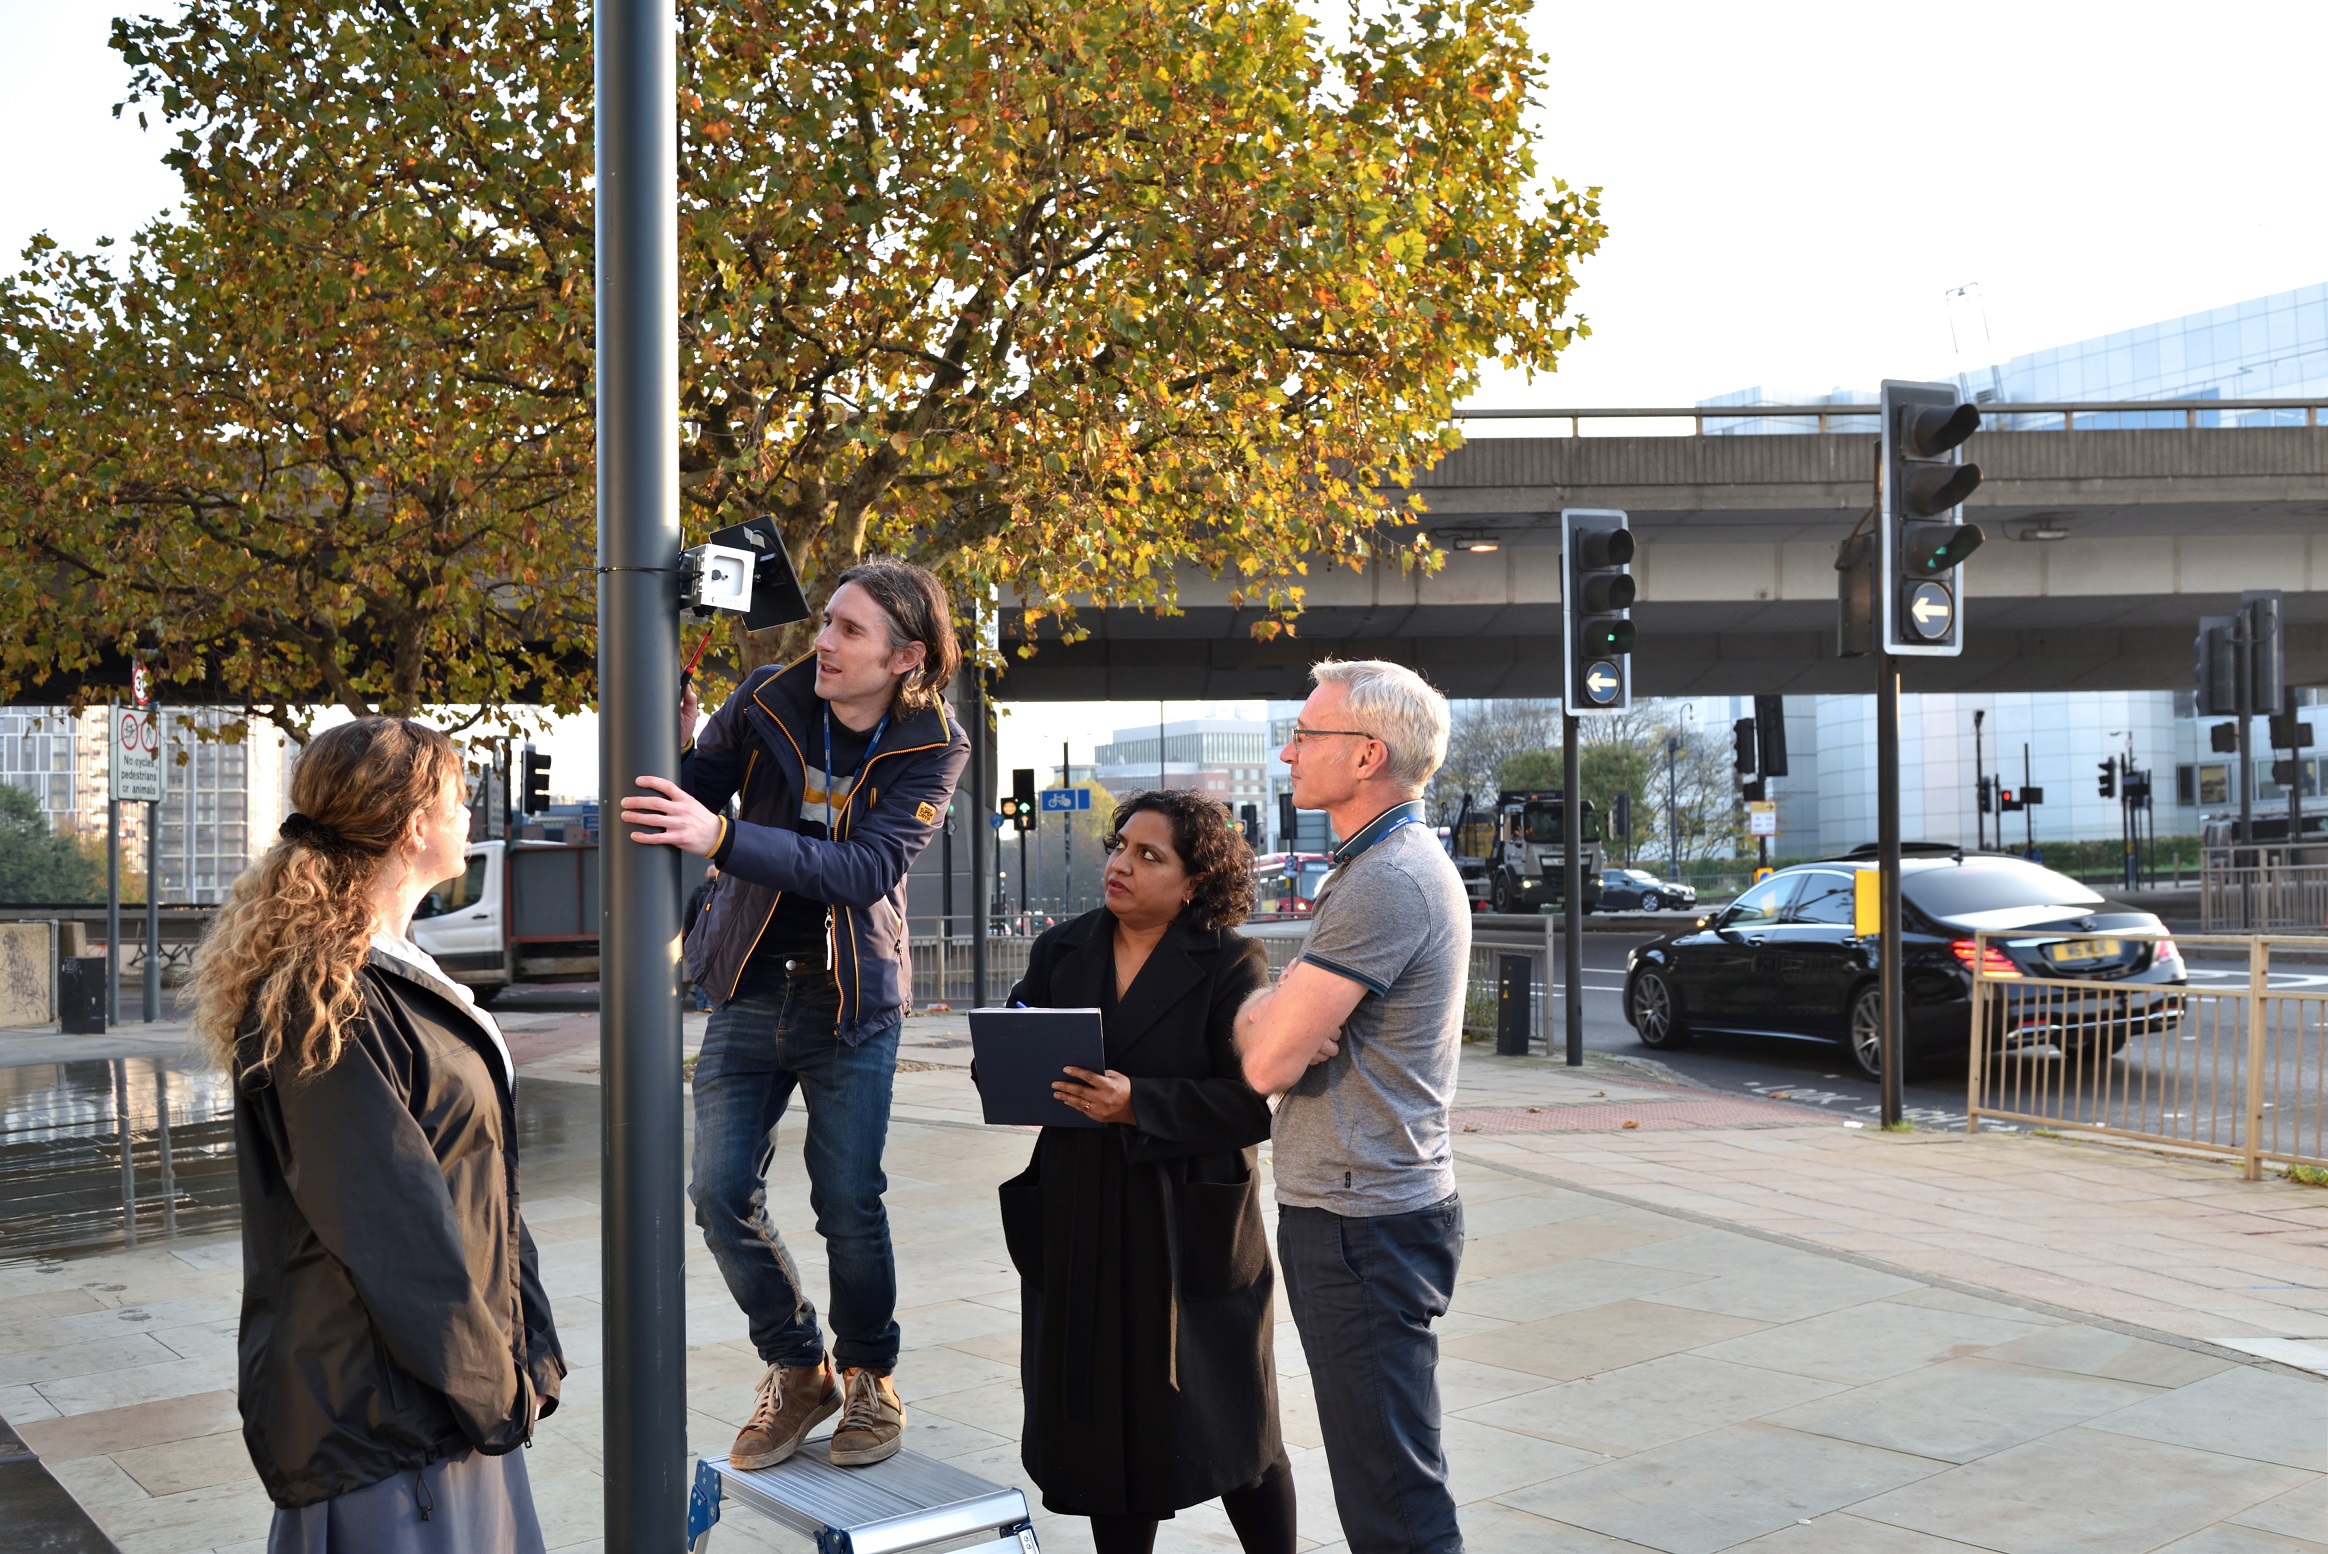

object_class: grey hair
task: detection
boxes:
[1309,659,1451,790]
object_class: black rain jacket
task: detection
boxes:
[231,951,565,1508]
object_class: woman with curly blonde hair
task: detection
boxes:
[195,716,564,1552]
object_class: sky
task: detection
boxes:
[10,1,2327,794]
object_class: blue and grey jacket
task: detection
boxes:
[680,654,969,1039]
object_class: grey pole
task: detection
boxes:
[1877,655,1903,1129]
[2234,609,2254,850]
[107,794,121,1027]
[970,666,989,1004]
[2285,692,2303,853]
[596,0,686,1547]
[143,792,160,1022]
[1561,713,1583,1066]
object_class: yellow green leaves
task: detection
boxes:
[1,0,1599,717]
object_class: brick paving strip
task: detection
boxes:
[1,1019,2322,1553]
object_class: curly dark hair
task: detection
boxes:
[1107,789,1258,931]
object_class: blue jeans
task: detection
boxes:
[690,978,903,1373]
[1277,1195,1465,1554]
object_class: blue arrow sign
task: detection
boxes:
[1582,660,1622,706]
[1907,580,1954,641]
[1039,788,1091,812]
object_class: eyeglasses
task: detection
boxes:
[1288,726,1379,750]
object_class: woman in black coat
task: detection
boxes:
[1000,789,1293,1554]
[193,718,562,1551]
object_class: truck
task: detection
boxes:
[1447,790,1604,915]
[410,839,600,1002]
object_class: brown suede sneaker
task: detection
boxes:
[827,1367,905,1467]
[728,1358,841,1471]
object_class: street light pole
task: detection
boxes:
[1664,735,1680,883]
[595,0,686,1547]
[1972,708,1986,852]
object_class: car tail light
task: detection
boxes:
[1950,938,2020,978]
[2153,938,2181,965]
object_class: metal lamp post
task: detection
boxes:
[596,0,687,1546]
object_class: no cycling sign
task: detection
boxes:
[110,704,165,804]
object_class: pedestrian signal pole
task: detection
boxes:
[1843,381,1984,1127]
[1562,508,1633,1067]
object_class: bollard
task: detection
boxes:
[1497,953,1533,1056]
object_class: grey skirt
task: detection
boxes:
[267,1447,546,1554]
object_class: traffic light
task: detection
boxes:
[1878,380,1985,656]
[1561,508,1634,713]
[2098,760,2116,800]
[521,747,551,814]
[2209,723,2240,754]
[1978,776,1994,814]
[2195,617,2239,717]
[1007,767,1036,833]
[1754,694,1789,778]
[2124,770,2152,807]
[1239,803,1260,846]
[1732,718,1758,775]
[1276,792,1296,848]
[1998,787,2022,813]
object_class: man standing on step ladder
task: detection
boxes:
[621,559,968,1471]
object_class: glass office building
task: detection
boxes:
[1971,283,2328,427]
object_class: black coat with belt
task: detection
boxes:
[232,952,565,1508]
[1000,908,1278,1519]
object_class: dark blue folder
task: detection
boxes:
[968,1007,1107,1129]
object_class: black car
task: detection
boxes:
[1595,867,1697,913]
[1621,850,2186,1081]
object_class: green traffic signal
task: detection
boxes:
[1902,521,1987,575]
[1582,618,1637,654]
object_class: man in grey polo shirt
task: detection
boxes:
[1238,658,1469,1554]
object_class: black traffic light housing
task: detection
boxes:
[2098,760,2116,800]
[521,747,552,814]
[1879,380,1985,656]
[1561,508,1633,713]
[1753,694,1789,778]
[1732,718,1758,775]
[1007,767,1036,833]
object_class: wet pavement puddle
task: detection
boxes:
[0,1058,602,1264]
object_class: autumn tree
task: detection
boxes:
[0,0,1602,720]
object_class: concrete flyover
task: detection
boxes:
[992,402,2328,700]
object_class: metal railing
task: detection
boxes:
[2200,847,2328,931]
[914,917,1555,1049]
[1456,398,2328,437]
[1966,931,2328,1178]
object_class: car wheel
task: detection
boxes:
[1630,970,1690,1049]
[1491,877,1514,914]
[1847,985,1886,1081]
[1640,892,1662,912]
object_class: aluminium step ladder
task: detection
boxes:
[687,1433,1040,1554]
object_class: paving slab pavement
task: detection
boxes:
[0,1020,2321,1553]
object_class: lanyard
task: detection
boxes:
[1333,800,1425,867]
[823,704,889,839]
